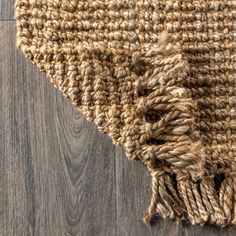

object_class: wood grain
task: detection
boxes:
[0,0,14,20]
[0,16,236,236]
[0,22,117,236]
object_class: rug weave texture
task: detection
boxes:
[15,0,236,226]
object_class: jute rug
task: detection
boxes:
[15,0,236,226]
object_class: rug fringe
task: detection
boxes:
[138,31,236,226]
[133,31,206,179]
[143,172,236,226]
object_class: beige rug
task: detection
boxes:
[15,0,236,226]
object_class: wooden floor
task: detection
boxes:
[0,2,236,236]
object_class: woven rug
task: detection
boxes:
[15,0,236,226]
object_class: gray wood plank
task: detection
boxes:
[0,0,15,21]
[0,21,30,236]
[0,21,117,236]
